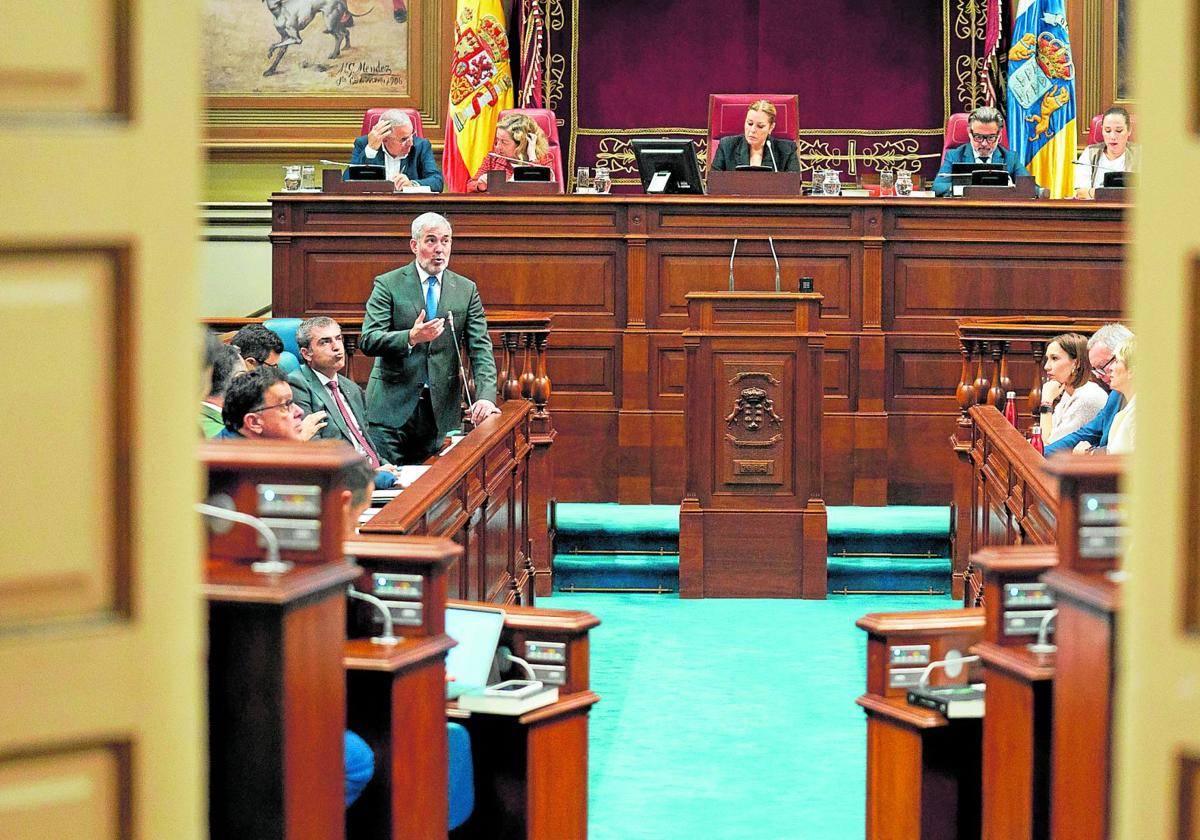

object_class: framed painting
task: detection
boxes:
[205,0,453,157]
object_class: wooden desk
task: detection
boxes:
[270,193,1126,507]
[361,401,535,605]
[857,608,986,840]
[449,601,600,840]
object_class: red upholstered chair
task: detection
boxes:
[706,94,800,172]
[1087,112,1136,144]
[360,107,425,138]
[941,112,1009,163]
[497,107,564,191]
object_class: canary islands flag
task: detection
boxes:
[1005,0,1077,198]
[443,0,514,192]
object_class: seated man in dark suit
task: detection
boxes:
[217,365,326,441]
[289,316,403,487]
[231,323,284,370]
[932,106,1035,197]
[350,110,444,192]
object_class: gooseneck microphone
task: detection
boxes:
[766,140,778,172]
[728,238,738,291]
[445,311,476,419]
[767,236,780,292]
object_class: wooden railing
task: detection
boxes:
[952,405,1059,604]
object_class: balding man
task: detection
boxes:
[350,110,444,192]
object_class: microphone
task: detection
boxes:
[196,500,291,575]
[347,585,399,646]
[487,151,530,165]
[319,159,353,166]
[728,238,738,291]
[767,236,780,292]
[445,311,476,422]
[766,140,778,172]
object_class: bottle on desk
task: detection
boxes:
[1029,423,1044,454]
[1004,390,1018,427]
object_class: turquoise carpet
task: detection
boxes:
[540,591,956,839]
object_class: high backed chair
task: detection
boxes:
[1087,112,1136,144]
[706,94,800,172]
[361,107,425,138]
[941,112,1010,163]
[497,107,564,191]
[262,317,302,375]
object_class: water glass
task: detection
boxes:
[821,169,841,196]
[575,166,592,192]
[879,169,895,196]
[301,164,317,190]
[895,170,913,197]
[593,165,611,194]
[282,165,302,191]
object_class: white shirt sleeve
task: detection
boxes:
[1073,148,1092,191]
[364,145,380,160]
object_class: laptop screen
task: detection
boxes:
[445,605,506,694]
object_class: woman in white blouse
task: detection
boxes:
[1039,333,1109,444]
[1074,106,1138,199]
[1104,337,1136,454]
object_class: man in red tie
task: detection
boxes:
[289,316,403,482]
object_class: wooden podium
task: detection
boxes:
[679,291,828,598]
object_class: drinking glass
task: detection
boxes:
[879,169,895,196]
[895,170,913,197]
[301,164,317,190]
[593,165,611,194]
[821,169,841,196]
[282,165,302,191]
[575,166,592,192]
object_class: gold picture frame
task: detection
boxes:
[204,0,452,158]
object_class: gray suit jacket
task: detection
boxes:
[288,364,378,452]
[359,262,498,435]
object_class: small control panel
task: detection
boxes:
[384,601,424,627]
[889,644,931,667]
[373,573,423,600]
[1079,525,1128,558]
[530,664,566,686]
[888,667,926,690]
[1004,609,1056,637]
[257,517,321,551]
[1004,583,1054,609]
[256,484,322,517]
[525,640,566,665]
[1079,493,1125,526]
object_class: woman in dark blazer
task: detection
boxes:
[710,100,800,172]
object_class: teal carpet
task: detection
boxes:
[539,591,957,839]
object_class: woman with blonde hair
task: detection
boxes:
[710,99,799,172]
[1038,332,1108,444]
[1103,337,1136,453]
[466,112,555,192]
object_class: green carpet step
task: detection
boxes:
[554,503,951,557]
[826,555,952,595]
[553,553,678,593]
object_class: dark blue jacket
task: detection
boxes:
[1043,389,1124,455]
[932,144,1033,197]
[349,135,444,192]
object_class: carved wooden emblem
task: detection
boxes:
[725,386,783,432]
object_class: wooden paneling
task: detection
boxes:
[271,194,1127,505]
[0,740,132,839]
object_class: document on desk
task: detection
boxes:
[395,465,430,487]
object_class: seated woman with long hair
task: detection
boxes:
[1038,332,1108,444]
[466,113,555,192]
[709,99,799,172]
[1074,106,1138,199]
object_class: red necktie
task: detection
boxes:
[327,379,381,467]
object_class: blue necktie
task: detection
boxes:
[425,276,438,319]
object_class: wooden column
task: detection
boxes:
[679,291,828,598]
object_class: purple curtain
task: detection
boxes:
[525,0,1006,190]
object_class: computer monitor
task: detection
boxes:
[1102,170,1132,188]
[632,138,706,195]
[445,604,506,699]
[950,161,1009,186]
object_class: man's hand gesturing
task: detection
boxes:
[367,119,392,151]
[408,309,444,346]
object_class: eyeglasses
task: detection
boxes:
[1090,356,1116,378]
[249,398,296,414]
[970,131,1000,144]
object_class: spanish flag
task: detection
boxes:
[443,0,514,192]
[1005,0,1077,198]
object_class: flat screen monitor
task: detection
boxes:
[632,138,706,195]
[444,604,506,698]
[1103,170,1132,188]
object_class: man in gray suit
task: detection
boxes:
[360,212,499,464]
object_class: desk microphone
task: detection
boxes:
[766,140,778,172]
[767,235,780,292]
[319,159,352,167]
[445,311,476,422]
[196,500,290,575]
[487,152,529,165]
[728,238,738,291]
